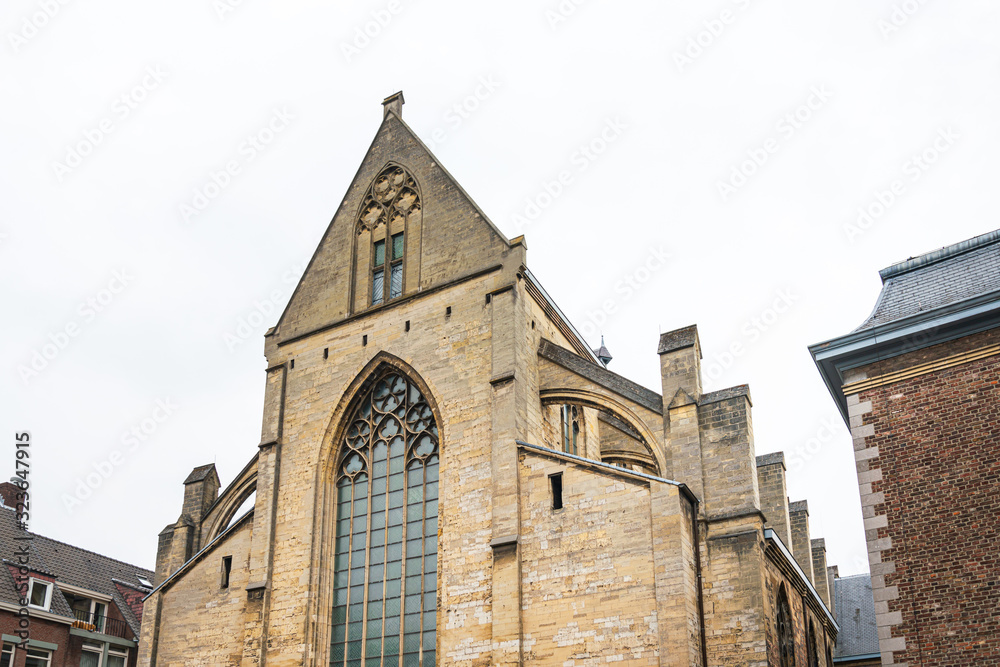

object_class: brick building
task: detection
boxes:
[0,481,153,667]
[139,93,844,666]
[811,230,1000,666]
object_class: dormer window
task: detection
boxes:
[27,578,52,611]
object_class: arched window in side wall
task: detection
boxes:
[777,584,796,667]
[807,620,819,667]
[559,404,580,455]
[331,371,439,667]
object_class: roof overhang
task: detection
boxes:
[764,528,839,633]
[809,290,1000,425]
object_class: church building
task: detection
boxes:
[138,93,839,666]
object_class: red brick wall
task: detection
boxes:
[113,582,145,627]
[0,609,72,667]
[858,349,1000,665]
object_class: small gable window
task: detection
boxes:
[27,578,52,610]
[357,164,420,309]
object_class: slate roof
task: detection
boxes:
[855,229,1000,331]
[834,574,879,658]
[0,505,154,637]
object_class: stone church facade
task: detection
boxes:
[138,93,839,666]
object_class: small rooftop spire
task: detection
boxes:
[382,91,404,119]
[594,335,613,366]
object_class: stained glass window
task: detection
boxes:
[332,372,438,667]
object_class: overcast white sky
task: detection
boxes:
[2,0,998,576]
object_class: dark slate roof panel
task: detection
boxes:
[834,574,879,657]
[855,230,1000,331]
[184,463,218,484]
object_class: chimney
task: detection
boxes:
[382,91,405,119]
[755,452,792,548]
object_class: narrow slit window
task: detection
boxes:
[221,556,232,589]
[550,474,563,510]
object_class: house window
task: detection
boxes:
[24,648,51,667]
[331,371,438,667]
[777,584,796,667]
[27,578,52,610]
[107,648,128,667]
[1,643,13,667]
[80,644,102,667]
[69,596,108,633]
[560,405,580,455]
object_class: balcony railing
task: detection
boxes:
[71,609,131,639]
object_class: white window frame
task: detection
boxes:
[24,647,52,667]
[27,578,53,611]
[90,599,108,633]
[1,642,14,667]
[107,647,129,667]
[81,643,103,666]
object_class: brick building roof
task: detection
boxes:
[855,229,1000,331]
[833,574,879,658]
[0,504,154,637]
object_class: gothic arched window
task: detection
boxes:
[807,620,819,667]
[356,165,421,306]
[777,584,796,667]
[559,404,580,455]
[331,371,438,667]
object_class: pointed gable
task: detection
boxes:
[275,99,512,343]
